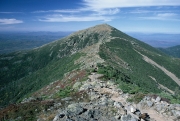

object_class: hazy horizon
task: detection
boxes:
[0,0,180,33]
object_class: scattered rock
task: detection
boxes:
[146,101,154,107]
[114,101,123,108]
[139,113,150,121]
[50,73,178,121]
[121,114,138,121]
[73,81,82,90]
[125,105,137,113]
[155,96,161,103]
[61,97,72,101]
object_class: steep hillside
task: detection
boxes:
[0,24,111,106]
[158,45,180,58]
[98,27,180,93]
[1,24,180,120]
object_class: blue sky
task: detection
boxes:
[0,0,180,33]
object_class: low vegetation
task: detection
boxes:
[158,45,180,58]
[97,28,180,103]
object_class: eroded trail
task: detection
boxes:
[51,72,179,121]
[87,73,175,121]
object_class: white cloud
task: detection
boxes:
[39,14,113,22]
[130,10,158,14]
[93,8,120,15]
[33,10,80,13]
[0,12,23,14]
[0,19,23,25]
[83,0,180,10]
[139,13,179,21]
[157,13,177,17]
[37,3,120,22]
[37,0,180,23]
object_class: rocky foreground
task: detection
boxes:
[48,73,180,121]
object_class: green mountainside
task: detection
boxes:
[158,45,180,58]
[0,24,180,109]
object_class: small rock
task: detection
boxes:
[171,110,180,117]
[67,103,84,116]
[115,115,121,119]
[61,97,72,101]
[146,101,154,107]
[121,114,138,121]
[134,110,141,117]
[139,113,150,121]
[144,96,151,101]
[155,96,161,103]
[125,105,137,113]
[73,82,82,90]
[114,101,123,108]
[79,83,92,91]
[155,103,167,113]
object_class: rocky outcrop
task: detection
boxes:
[138,95,180,120]
[51,73,154,121]
[31,72,180,121]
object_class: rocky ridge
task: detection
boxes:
[50,73,180,121]
[75,24,113,69]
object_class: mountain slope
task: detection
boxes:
[98,27,180,93]
[0,24,111,106]
[0,24,180,109]
[158,45,180,58]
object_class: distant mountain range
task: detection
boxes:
[0,32,72,54]
[0,24,180,120]
[128,33,180,48]
[1,31,180,55]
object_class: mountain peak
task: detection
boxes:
[71,24,113,36]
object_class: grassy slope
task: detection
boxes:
[158,45,180,58]
[98,28,180,93]
[0,32,100,106]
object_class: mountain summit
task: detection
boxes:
[0,24,180,120]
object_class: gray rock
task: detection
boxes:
[146,101,154,107]
[53,115,59,121]
[66,103,84,116]
[53,113,66,121]
[79,83,92,91]
[121,114,138,121]
[154,104,166,112]
[171,110,180,117]
[155,96,161,103]
[125,105,137,113]
[21,97,36,103]
[144,96,151,101]
[137,101,146,110]
[73,81,82,90]
[61,97,72,101]
[114,101,123,108]
[134,110,141,117]
[107,99,115,106]
[168,104,176,110]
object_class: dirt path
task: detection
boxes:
[141,108,173,121]
[88,73,175,121]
